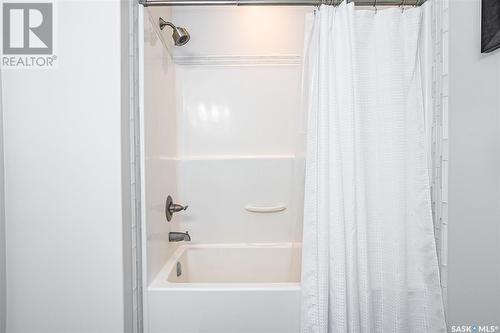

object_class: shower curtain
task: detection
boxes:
[300,3,446,333]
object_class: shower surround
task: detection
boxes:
[140,5,309,333]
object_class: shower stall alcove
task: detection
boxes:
[139,5,309,333]
[137,1,446,332]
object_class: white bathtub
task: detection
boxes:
[148,243,301,333]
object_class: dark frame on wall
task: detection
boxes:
[481,0,500,53]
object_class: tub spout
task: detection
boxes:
[169,231,191,242]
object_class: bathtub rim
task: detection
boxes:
[149,242,302,290]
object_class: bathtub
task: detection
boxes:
[148,243,301,333]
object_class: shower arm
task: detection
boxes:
[159,18,176,31]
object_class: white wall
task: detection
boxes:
[0,60,6,333]
[175,64,301,157]
[2,1,127,332]
[448,0,500,327]
[171,6,310,57]
[170,6,311,244]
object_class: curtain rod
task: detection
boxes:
[139,0,426,7]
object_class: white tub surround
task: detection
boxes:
[140,6,309,332]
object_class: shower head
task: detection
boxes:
[159,18,190,46]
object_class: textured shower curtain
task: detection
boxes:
[300,3,446,333]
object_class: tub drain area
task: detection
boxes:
[176,262,182,277]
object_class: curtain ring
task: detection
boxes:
[373,0,377,13]
[401,0,406,12]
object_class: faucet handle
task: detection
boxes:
[170,203,188,213]
[165,195,188,222]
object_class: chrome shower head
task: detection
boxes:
[159,18,190,46]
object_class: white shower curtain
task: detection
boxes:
[300,3,446,333]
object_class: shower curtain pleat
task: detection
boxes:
[300,3,446,333]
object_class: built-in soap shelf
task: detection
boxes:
[245,205,286,213]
